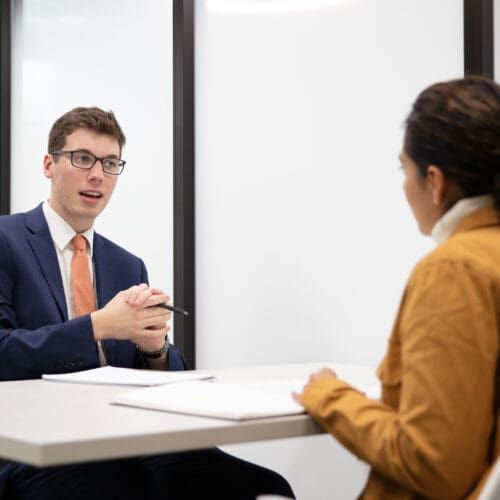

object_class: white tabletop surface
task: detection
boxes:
[0,362,378,466]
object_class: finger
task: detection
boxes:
[150,288,171,301]
[143,293,172,309]
[292,391,303,404]
[127,283,149,294]
[308,372,320,383]
[125,283,149,304]
[129,286,161,306]
[142,306,171,322]
[308,368,336,385]
[136,287,156,306]
[148,323,170,332]
[149,288,172,310]
[142,311,170,328]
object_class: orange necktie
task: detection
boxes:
[71,235,95,317]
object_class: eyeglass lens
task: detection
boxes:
[72,151,123,174]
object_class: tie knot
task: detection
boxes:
[72,234,87,252]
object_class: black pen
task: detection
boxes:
[157,303,190,316]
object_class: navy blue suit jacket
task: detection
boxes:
[0,204,187,496]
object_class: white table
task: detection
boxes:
[0,363,377,466]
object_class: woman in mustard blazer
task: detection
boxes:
[294,76,500,499]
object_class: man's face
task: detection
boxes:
[43,128,120,233]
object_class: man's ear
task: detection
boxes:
[43,154,54,178]
[426,165,446,206]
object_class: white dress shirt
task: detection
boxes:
[42,201,107,365]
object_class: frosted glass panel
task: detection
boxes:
[11,0,174,298]
[195,0,463,369]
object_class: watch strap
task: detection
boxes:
[137,336,169,359]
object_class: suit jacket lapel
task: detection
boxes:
[93,234,119,311]
[26,205,68,320]
[93,234,119,362]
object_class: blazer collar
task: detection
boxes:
[25,203,68,319]
[451,205,500,237]
[28,204,120,308]
[27,212,121,312]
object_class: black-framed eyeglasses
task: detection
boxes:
[50,150,126,175]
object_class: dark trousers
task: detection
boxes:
[4,447,294,500]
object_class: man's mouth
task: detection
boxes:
[79,191,103,199]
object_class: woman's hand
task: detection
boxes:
[292,367,337,404]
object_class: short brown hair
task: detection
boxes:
[48,107,126,153]
[405,76,500,208]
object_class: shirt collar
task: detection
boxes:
[431,195,494,244]
[42,201,94,254]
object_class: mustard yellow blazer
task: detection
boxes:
[301,206,500,499]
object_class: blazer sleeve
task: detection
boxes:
[133,344,188,371]
[300,259,497,498]
[165,345,188,370]
[0,313,99,381]
[0,238,100,380]
[129,260,188,371]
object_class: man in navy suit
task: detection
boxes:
[0,107,294,499]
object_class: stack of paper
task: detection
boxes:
[112,379,307,420]
[42,366,214,386]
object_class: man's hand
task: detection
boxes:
[292,367,337,405]
[91,284,171,351]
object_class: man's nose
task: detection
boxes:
[87,160,105,180]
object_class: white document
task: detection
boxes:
[112,379,307,420]
[42,366,215,386]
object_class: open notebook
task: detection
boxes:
[112,379,307,420]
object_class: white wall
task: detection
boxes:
[11,0,174,308]
[195,1,463,498]
[195,0,462,369]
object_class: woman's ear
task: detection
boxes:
[426,165,446,206]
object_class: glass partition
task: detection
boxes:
[11,0,174,306]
